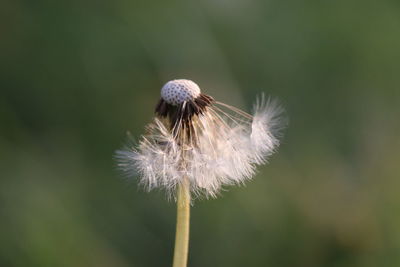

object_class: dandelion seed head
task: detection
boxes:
[161,79,201,105]
[116,80,286,200]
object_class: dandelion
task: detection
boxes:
[115,79,285,267]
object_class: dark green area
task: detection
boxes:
[1,0,400,266]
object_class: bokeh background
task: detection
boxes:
[1,0,400,266]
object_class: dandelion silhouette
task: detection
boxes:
[115,79,285,267]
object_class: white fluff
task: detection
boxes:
[115,95,285,199]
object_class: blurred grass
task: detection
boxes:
[1,0,400,266]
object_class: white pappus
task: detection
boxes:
[115,79,285,199]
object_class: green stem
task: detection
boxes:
[172,181,190,267]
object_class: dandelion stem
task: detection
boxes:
[172,180,190,267]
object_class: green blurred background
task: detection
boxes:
[1,0,400,266]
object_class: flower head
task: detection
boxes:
[116,79,285,198]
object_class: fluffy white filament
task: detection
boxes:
[116,94,285,199]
